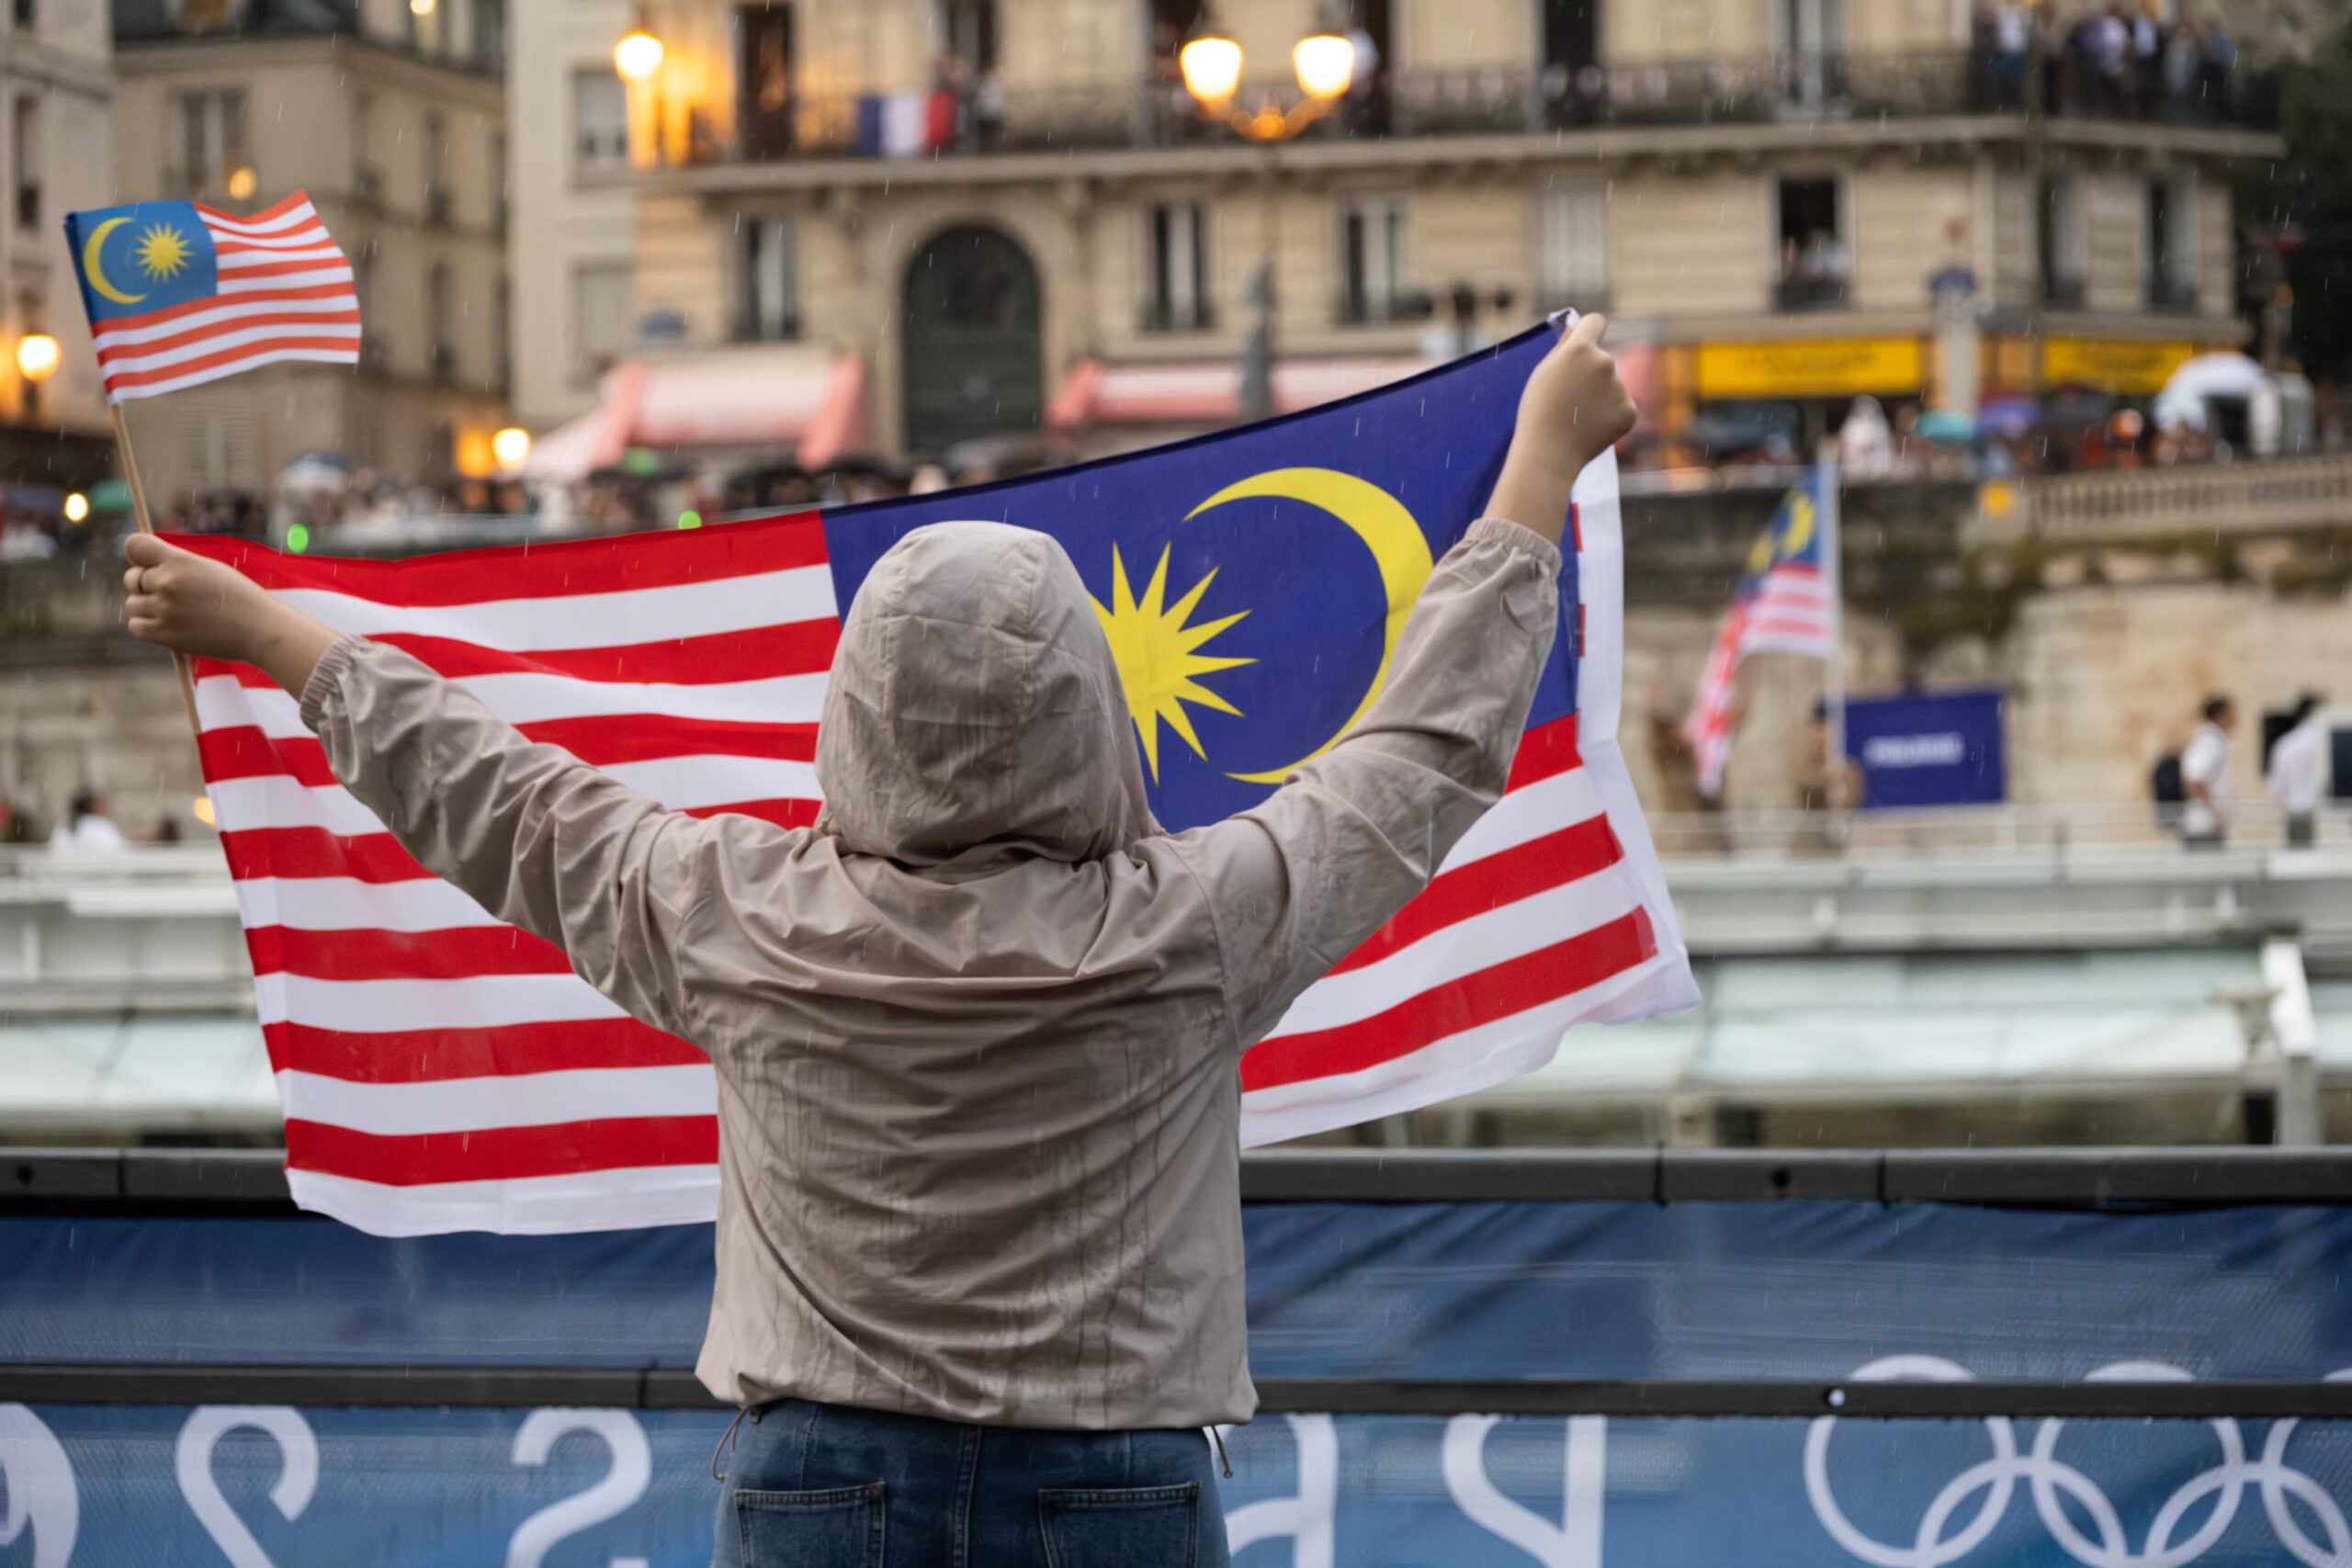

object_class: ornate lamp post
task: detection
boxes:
[1179,14,1357,420]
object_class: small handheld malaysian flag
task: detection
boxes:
[64,189,359,403]
[1683,457,1843,799]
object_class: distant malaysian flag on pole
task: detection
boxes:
[64,190,359,403]
[1684,459,1841,799]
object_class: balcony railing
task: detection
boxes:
[649,49,2273,171]
[1773,275,1850,311]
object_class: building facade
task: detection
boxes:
[1,0,116,501]
[109,0,509,508]
[508,0,2283,469]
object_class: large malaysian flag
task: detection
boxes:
[180,323,1697,1235]
[66,190,359,403]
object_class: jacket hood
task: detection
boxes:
[814,522,1159,869]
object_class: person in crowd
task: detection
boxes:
[2267,693,2330,850]
[116,313,1642,1568]
[1992,0,2033,107]
[2179,694,2236,850]
[50,790,129,853]
[2199,19,2235,109]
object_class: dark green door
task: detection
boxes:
[900,226,1044,458]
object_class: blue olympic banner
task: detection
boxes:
[11,1197,2352,1564]
[7,1403,2352,1565]
[1844,689,2007,810]
[11,1201,2352,1381]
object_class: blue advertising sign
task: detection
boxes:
[6,1404,2350,1566]
[1844,689,2007,809]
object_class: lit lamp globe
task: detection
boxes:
[1179,31,1244,106]
[1292,29,1355,101]
[492,426,532,470]
[15,333,60,384]
[614,29,665,82]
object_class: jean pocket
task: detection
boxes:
[1038,1482,1201,1568]
[735,1481,886,1568]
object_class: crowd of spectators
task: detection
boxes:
[1970,1,2243,119]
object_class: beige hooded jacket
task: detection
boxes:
[300,514,1564,1429]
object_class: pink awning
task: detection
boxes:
[525,352,867,482]
[1048,355,1441,431]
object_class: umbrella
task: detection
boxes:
[1916,409,1977,444]
[1976,396,2037,437]
[277,450,355,494]
[86,478,134,515]
[2158,353,2266,404]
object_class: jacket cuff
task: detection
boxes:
[1464,515,1566,576]
[298,635,364,732]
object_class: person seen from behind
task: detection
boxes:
[118,318,1640,1568]
[2180,694,2235,850]
[49,789,128,853]
[2267,693,2329,850]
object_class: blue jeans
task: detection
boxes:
[709,1397,1232,1568]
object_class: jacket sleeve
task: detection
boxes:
[1168,517,1566,1044]
[300,636,768,1042]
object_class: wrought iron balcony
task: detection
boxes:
[643,48,2274,172]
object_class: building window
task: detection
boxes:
[473,0,505,71]
[428,262,454,381]
[177,90,249,199]
[1773,175,1848,310]
[2145,173,2198,311]
[1143,202,1211,332]
[491,131,508,230]
[736,217,800,341]
[573,261,634,378]
[13,0,33,30]
[1536,184,1609,310]
[424,111,450,225]
[493,276,511,390]
[179,402,261,490]
[405,0,444,55]
[737,3,797,159]
[2040,174,2087,307]
[11,97,39,230]
[937,0,997,72]
[353,92,380,203]
[574,71,629,167]
[1339,197,1408,324]
[355,252,387,367]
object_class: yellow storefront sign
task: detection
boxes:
[2040,338,2200,396]
[1694,337,1925,400]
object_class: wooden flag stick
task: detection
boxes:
[107,402,205,741]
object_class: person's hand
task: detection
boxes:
[1515,311,1638,481]
[122,534,276,662]
[123,532,344,694]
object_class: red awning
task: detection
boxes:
[526,351,867,481]
[1047,355,1441,431]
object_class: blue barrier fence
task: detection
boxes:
[6,1149,2352,1565]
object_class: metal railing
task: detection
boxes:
[657,49,2270,170]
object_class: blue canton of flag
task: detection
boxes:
[65,200,222,322]
[829,330,1575,831]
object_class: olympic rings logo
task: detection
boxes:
[1803,1357,2352,1568]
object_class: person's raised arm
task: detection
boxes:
[123,533,738,1040]
[1170,316,1637,1043]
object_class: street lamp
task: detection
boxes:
[492,425,532,470]
[1178,16,1359,421]
[614,29,664,82]
[15,333,59,384]
[1179,17,1354,141]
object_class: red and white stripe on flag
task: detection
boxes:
[181,456,1694,1236]
[93,193,359,404]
